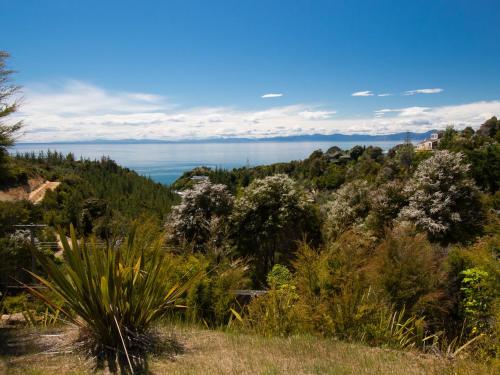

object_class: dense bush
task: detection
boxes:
[183,257,250,326]
[371,224,449,327]
[323,180,370,240]
[244,265,299,337]
[166,180,233,252]
[398,151,484,243]
[446,235,499,352]
[366,180,407,235]
[230,174,320,285]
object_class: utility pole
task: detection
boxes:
[404,131,412,145]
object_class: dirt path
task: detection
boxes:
[28,181,61,204]
[0,178,60,204]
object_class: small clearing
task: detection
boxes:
[0,178,60,204]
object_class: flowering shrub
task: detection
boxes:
[166,180,233,251]
[323,180,370,240]
[398,151,483,243]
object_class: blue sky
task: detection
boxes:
[2,0,500,141]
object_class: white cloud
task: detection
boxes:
[261,93,283,98]
[377,93,392,97]
[298,110,337,120]
[352,90,374,97]
[404,88,443,95]
[13,80,500,142]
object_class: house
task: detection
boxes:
[416,132,443,151]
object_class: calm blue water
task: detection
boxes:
[13,141,401,185]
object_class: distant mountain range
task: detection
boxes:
[19,131,434,145]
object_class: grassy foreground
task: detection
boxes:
[0,325,496,375]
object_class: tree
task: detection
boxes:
[398,151,484,243]
[361,146,384,162]
[323,180,370,240]
[476,116,499,138]
[349,145,365,161]
[230,174,319,285]
[366,180,407,235]
[0,51,22,179]
[438,126,458,150]
[166,180,233,251]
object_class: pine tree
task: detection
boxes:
[0,51,22,179]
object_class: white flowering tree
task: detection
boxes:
[398,151,483,243]
[166,180,233,251]
[230,174,319,284]
[323,180,371,240]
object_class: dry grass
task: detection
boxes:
[0,325,496,375]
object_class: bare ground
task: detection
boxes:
[0,178,60,204]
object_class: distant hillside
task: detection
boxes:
[17,131,433,145]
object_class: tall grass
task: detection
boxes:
[27,225,194,373]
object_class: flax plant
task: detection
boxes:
[27,225,194,373]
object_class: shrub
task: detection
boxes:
[460,268,495,336]
[230,174,320,285]
[28,226,194,372]
[398,150,484,243]
[366,180,407,235]
[446,235,499,339]
[293,232,379,339]
[372,224,449,326]
[323,180,370,240]
[166,180,233,252]
[244,266,299,337]
[267,264,293,289]
[184,257,250,326]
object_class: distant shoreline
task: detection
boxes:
[17,131,431,145]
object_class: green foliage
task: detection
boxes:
[399,150,484,243]
[230,174,320,285]
[372,225,448,325]
[460,268,494,335]
[28,225,194,371]
[0,51,23,185]
[244,278,299,337]
[366,180,407,235]
[465,143,500,193]
[291,232,380,339]
[314,163,346,189]
[14,152,179,235]
[0,293,29,313]
[166,180,233,251]
[266,264,293,289]
[183,257,250,326]
[477,116,500,138]
[251,237,436,351]
[323,180,371,240]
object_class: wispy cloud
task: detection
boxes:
[377,93,392,97]
[14,80,500,142]
[404,88,443,96]
[352,90,374,97]
[298,110,337,120]
[261,93,283,98]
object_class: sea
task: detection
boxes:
[13,141,401,185]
